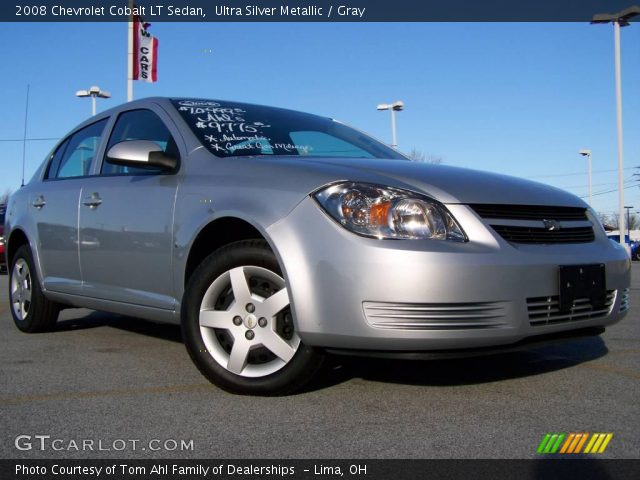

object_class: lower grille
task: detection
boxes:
[491,225,595,244]
[527,290,615,326]
[619,288,630,312]
[363,301,506,330]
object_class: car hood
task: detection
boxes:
[244,156,587,207]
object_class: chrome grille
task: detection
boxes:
[363,301,506,330]
[527,290,615,326]
[470,204,588,221]
[490,225,595,244]
[469,204,595,245]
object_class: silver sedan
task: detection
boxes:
[4,98,630,394]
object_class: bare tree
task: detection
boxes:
[602,213,618,230]
[0,188,12,205]
[599,212,639,230]
[407,148,443,165]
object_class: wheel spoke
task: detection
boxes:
[199,309,231,329]
[262,332,297,363]
[228,267,252,304]
[22,287,32,303]
[227,339,251,375]
[10,284,20,301]
[261,288,290,317]
[14,265,25,282]
[14,297,23,319]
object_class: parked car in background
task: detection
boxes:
[0,203,6,273]
[4,97,631,395]
[606,234,639,260]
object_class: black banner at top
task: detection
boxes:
[4,0,640,22]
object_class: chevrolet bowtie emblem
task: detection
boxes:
[543,219,561,231]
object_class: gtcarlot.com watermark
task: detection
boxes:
[15,435,194,452]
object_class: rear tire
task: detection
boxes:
[9,245,60,332]
[181,240,324,395]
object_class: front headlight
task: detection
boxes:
[313,182,467,241]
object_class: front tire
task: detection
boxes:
[181,240,324,395]
[9,245,60,332]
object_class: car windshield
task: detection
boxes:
[171,99,407,160]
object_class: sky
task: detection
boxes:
[0,22,638,218]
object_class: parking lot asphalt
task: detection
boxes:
[0,266,639,459]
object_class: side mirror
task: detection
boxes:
[106,140,178,171]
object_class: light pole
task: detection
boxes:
[377,101,404,148]
[625,205,634,242]
[75,86,111,116]
[579,149,592,205]
[592,5,639,251]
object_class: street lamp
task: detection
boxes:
[591,5,640,251]
[625,205,634,243]
[75,86,111,116]
[377,101,404,148]
[579,149,592,205]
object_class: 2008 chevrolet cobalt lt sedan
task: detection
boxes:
[4,98,630,394]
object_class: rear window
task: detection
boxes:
[171,99,405,160]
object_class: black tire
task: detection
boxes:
[181,240,324,395]
[9,245,60,332]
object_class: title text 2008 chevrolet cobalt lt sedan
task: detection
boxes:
[4,98,630,394]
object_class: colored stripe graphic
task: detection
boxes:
[537,434,552,454]
[567,433,582,453]
[584,434,598,453]
[559,433,575,454]
[575,433,589,453]
[544,434,558,453]
[550,434,565,453]
[538,433,613,454]
[598,434,613,453]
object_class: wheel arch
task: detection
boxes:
[183,216,281,288]
[6,228,30,269]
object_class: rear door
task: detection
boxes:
[32,119,108,295]
[78,107,181,309]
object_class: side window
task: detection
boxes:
[44,139,69,180]
[53,119,108,179]
[103,109,178,175]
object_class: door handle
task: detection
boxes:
[31,196,46,209]
[83,193,102,208]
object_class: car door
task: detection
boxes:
[32,119,108,295]
[78,107,181,309]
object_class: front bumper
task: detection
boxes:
[267,198,630,351]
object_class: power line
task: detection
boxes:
[555,181,631,189]
[527,167,636,179]
[579,182,639,199]
[0,137,60,142]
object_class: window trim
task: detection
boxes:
[43,118,109,182]
[43,138,70,180]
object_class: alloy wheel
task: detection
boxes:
[11,258,32,321]
[198,265,300,377]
